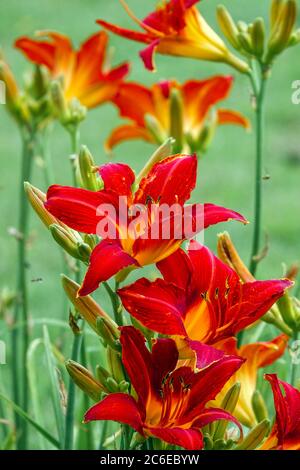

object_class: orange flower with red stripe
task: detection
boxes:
[106,76,250,152]
[84,326,243,450]
[260,374,300,450]
[15,31,129,109]
[97,0,249,73]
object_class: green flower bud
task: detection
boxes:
[251,18,265,58]
[214,382,241,441]
[144,113,167,145]
[96,317,121,351]
[65,360,104,401]
[169,88,184,153]
[79,145,103,191]
[235,419,270,450]
[135,137,174,185]
[49,224,90,262]
[107,346,124,383]
[252,390,269,423]
[217,5,240,50]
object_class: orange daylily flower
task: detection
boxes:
[15,31,129,109]
[106,77,250,152]
[97,0,249,73]
[213,335,288,428]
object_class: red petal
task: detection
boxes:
[98,162,135,197]
[120,326,153,414]
[45,185,119,233]
[194,407,242,436]
[187,340,225,369]
[135,154,197,206]
[118,278,187,336]
[157,248,193,291]
[148,426,203,450]
[140,39,160,71]
[97,19,152,44]
[15,36,56,69]
[151,338,179,391]
[79,240,138,296]
[203,203,248,228]
[84,393,144,434]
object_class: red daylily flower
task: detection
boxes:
[45,155,247,296]
[97,0,249,73]
[118,241,292,356]
[84,326,243,450]
[106,77,250,151]
[260,374,300,450]
[15,31,129,109]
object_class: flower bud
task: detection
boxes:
[213,382,241,441]
[107,346,125,383]
[270,0,285,32]
[217,5,240,50]
[68,97,87,124]
[288,29,300,47]
[50,80,69,122]
[24,182,58,228]
[197,108,218,153]
[135,137,174,185]
[251,18,265,58]
[50,224,91,262]
[235,419,270,450]
[144,113,167,145]
[252,390,269,423]
[217,232,254,282]
[267,0,297,62]
[169,88,184,153]
[263,306,293,336]
[105,377,120,393]
[237,32,253,55]
[277,291,297,330]
[79,145,103,191]
[96,317,121,351]
[61,275,115,333]
[65,360,104,401]
[96,365,110,386]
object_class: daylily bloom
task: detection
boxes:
[45,154,247,296]
[106,77,250,152]
[97,0,249,73]
[260,374,300,450]
[118,241,292,350]
[84,326,243,450]
[15,31,129,109]
[212,335,288,428]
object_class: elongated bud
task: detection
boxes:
[252,390,269,423]
[135,137,174,185]
[235,419,270,450]
[31,65,49,99]
[105,377,120,393]
[263,306,293,336]
[288,29,300,48]
[96,317,120,351]
[197,108,218,153]
[237,32,253,54]
[50,224,91,262]
[217,5,240,50]
[79,145,103,191]
[277,291,297,330]
[107,346,125,383]
[251,18,265,58]
[144,113,167,144]
[96,365,110,385]
[69,97,87,124]
[237,21,248,33]
[0,61,18,106]
[217,232,254,282]
[169,88,184,153]
[61,275,115,333]
[65,360,104,400]
[270,0,285,32]
[213,382,241,441]
[267,0,297,62]
[50,80,69,121]
[24,182,58,228]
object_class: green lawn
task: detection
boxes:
[0,0,300,449]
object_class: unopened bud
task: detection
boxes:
[214,382,241,441]
[270,0,285,32]
[96,317,120,351]
[237,32,253,55]
[107,346,124,383]
[235,419,270,450]
[135,137,174,185]
[252,390,269,423]
[169,88,184,153]
[65,360,104,401]
[197,108,218,153]
[217,232,254,282]
[144,113,167,145]
[50,80,69,121]
[79,145,103,191]
[217,5,240,50]
[61,275,115,333]
[68,97,86,124]
[288,29,300,47]
[31,65,49,99]
[0,61,18,106]
[251,18,265,58]
[105,377,120,393]
[277,291,297,330]
[24,182,58,228]
[267,0,297,62]
[50,224,90,261]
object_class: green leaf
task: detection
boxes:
[0,392,60,449]
[43,325,65,446]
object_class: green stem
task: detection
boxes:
[103,281,124,326]
[249,68,268,276]
[290,331,299,386]
[11,127,36,449]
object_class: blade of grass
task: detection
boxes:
[0,392,60,449]
[43,325,65,446]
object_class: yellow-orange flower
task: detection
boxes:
[97,0,250,73]
[15,31,129,109]
[106,76,249,152]
[212,335,288,428]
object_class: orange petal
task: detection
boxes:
[217,109,251,129]
[105,124,153,151]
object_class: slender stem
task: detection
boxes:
[103,281,124,326]
[249,68,267,276]
[290,331,299,386]
[11,128,35,449]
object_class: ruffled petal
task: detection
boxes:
[148,426,203,450]
[105,125,153,152]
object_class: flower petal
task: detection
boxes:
[105,124,153,151]
[97,19,152,44]
[84,393,144,434]
[187,340,225,369]
[151,338,179,391]
[203,203,248,228]
[112,82,155,126]
[157,248,193,291]
[194,407,242,435]
[140,39,160,71]
[217,109,251,129]
[148,426,203,450]
[98,162,135,197]
[79,240,138,296]
[118,278,187,336]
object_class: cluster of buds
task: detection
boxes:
[217,0,300,71]
[50,80,86,133]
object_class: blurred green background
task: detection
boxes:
[0,0,299,448]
